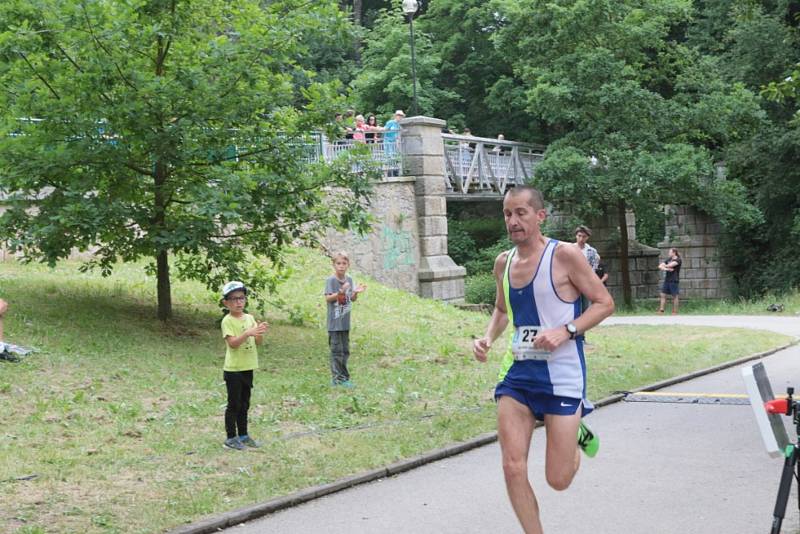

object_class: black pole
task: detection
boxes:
[409,15,418,116]
[771,444,798,534]
[771,394,800,534]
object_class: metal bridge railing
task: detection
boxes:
[441,134,544,195]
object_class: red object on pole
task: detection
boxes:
[765,398,789,415]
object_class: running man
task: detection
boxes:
[473,186,614,534]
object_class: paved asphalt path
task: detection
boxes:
[233,315,800,534]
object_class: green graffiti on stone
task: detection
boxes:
[382,226,415,270]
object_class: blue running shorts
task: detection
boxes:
[495,383,585,421]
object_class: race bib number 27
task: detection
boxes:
[512,325,551,361]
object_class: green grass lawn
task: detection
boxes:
[0,249,794,533]
[616,290,800,315]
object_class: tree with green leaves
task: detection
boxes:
[0,0,374,320]
[351,4,459,119]
[693,0,800,295]
[495,0,764,305]
[352,0,541,139]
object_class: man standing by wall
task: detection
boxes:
[574,225,599,272]
[574,225,600,312]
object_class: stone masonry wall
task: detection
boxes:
[658,205,731,299]
[322,178,420,294]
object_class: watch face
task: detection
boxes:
[567,323,577,333]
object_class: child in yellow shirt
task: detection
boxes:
[220,281,268,450]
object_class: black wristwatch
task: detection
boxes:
[565,323,578,340]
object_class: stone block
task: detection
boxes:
[420,235,448,256]
[416,195,446,216]
[418,215,448,237]
[418,255,467,281]
[635,257,655,270]
[683,268,704,280]
[414,176,447,196]
[418,254,466,302]
[403,155,444,177]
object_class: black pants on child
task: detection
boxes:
[328,330,350,383]
[224,370,253,439]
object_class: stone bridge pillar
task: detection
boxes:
[401,116,466,302]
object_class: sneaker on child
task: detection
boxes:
[224,437,245,450]
[239,436,260,448]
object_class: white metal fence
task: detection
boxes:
[304,132,402,177]
[441,134,544,195]
[320,132,402,176]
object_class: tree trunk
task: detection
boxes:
[352,0,362,62]
[154,158,172,321]
[156,249,172,321]
[617,198,632,307]
[154,36,172,321]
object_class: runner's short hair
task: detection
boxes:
[505,186,545,210]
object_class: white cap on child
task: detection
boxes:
[222,281,247,298]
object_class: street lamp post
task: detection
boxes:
[402,0,419,116]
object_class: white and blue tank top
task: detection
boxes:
[498,239,591,406]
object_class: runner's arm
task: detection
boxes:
[566,245,614,334]
[474,252,510,361]
[534,245,614,351]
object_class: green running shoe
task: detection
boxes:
[577,420,599,458]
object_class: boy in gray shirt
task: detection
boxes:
[324,252,366,386]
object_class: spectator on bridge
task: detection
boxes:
[383,110,404,176]
[365,114,381,144]
[492,133,505,154]
[333,113,348,145]
[353,114,367,143]
[343,110,355,140]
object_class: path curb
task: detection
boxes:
[167,339,797,534]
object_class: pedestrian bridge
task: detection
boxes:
[322,116,544,304]
[312,130,544,198]
[322,117,725,307]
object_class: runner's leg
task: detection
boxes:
[497,395,542,534]
[543,410,582,491]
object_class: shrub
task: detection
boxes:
[454,218,506,248]
[464,237,512,275]
[447,219,479,267]
[465,273,497,305]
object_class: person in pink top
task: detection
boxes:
[353,114,367,143]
